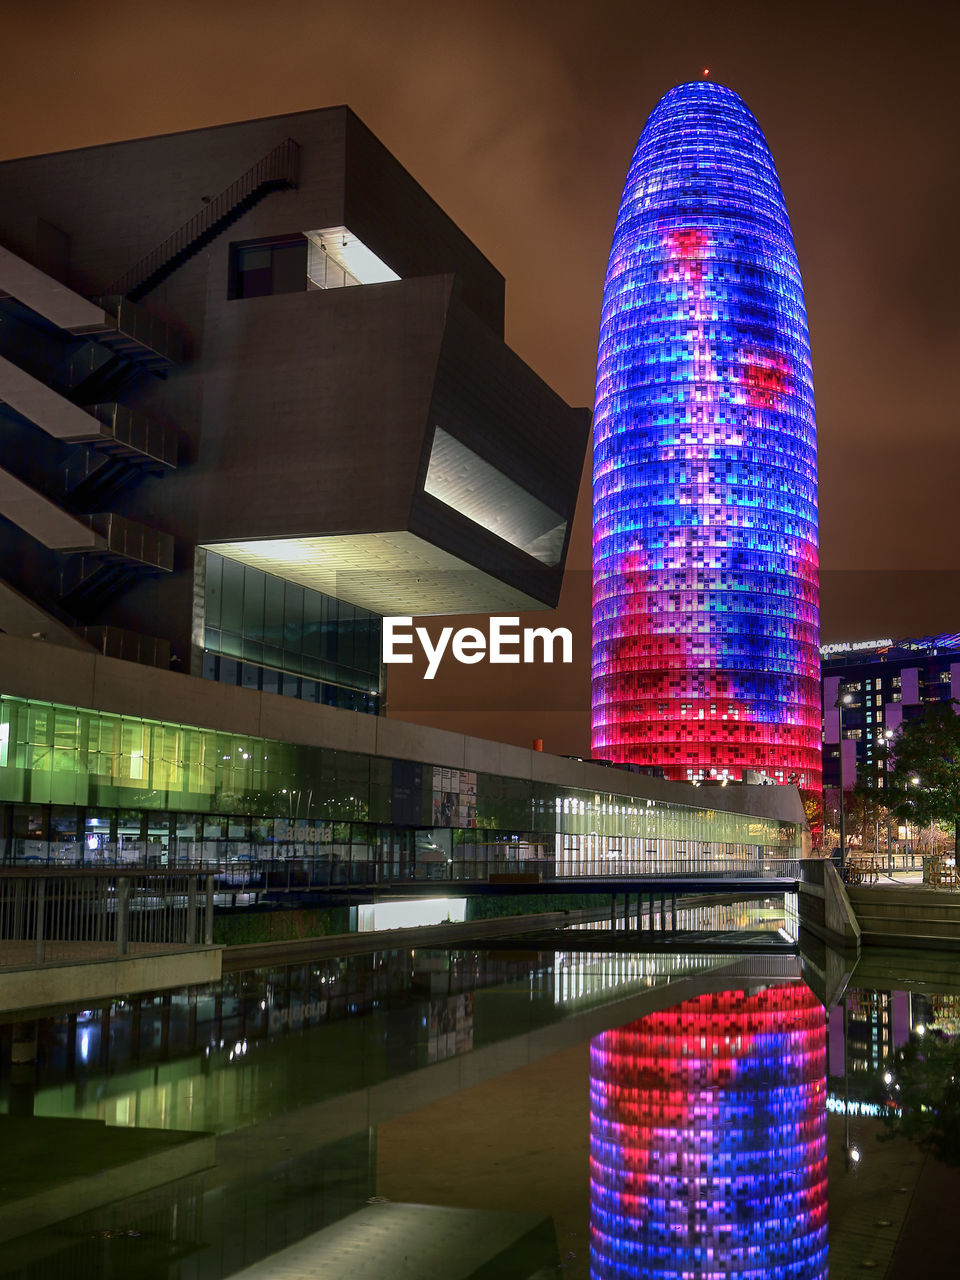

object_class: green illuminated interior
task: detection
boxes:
[0,694,799,855]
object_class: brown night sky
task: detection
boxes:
[2,0,958,755]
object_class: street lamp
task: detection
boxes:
[883,728,894,873]
[843,997,861,1172]
[836,691,854,879]
[910,775,922,867]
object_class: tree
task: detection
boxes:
[849,780,886,851]
[886,701,960,862]
[802,793,823,851]
[879,1030,960,1165]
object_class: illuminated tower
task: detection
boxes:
[591,81,820,788]
[589,984,828,1279]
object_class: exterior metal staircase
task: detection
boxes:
[58,512,174,613]
[109,138,301,301]
[0,242,184,657]
[61,403,177,507]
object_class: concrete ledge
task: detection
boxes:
[0,946,222,1015]
[858,931,960,952]
[224,1201,557,1280]
[221,911,589,971]
[798,861,861,953]
[0,1117,215,1244]
[220,892,765,970]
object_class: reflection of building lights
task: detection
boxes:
[848,1146,861,1164]
[590,984,827,1278]
[79,1030,90,1061]
[827,1095,889,1118]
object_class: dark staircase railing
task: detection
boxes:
[61,404,177,507]
[110,138,301,301]
[75,624,171,668]
[91,296,185,367]
[59,512,174,612]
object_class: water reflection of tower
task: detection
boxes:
[589,984,827,1279]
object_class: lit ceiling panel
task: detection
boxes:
[424,428,567,566]
[305,226,398,286]
[202,531,547,615]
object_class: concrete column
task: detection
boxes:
[116,877,130,956]
[9,1020,38,1117]
[204,874,214,944]
[186,875,198,945]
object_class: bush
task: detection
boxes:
[213,905,349,945]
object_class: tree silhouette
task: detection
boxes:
[879,1030,960,1166]
[886,701,960,862]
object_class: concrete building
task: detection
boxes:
[0,631,806,873]
[0,107,589,714]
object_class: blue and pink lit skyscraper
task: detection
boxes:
[591,81,820,789]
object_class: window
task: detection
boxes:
[230,235,307,299]
[306,227,398,288]
[200,551,382,713]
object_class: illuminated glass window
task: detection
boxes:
[202,551,382,712]
[231,227,398,298]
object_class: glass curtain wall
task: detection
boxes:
[0,694,802,873]
[201,551,382,713]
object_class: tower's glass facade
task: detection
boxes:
[592,81,820,789]
[589,984,828,1278]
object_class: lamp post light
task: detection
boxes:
[884,728,894,873]
[836,691,854,880]
[843,997,861,1172]
[911,768,926,870]
[910,774,921,868]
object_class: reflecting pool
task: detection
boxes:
[0,945,957,1279]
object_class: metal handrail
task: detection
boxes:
[0,855,803,884]
[0,871,215,966]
